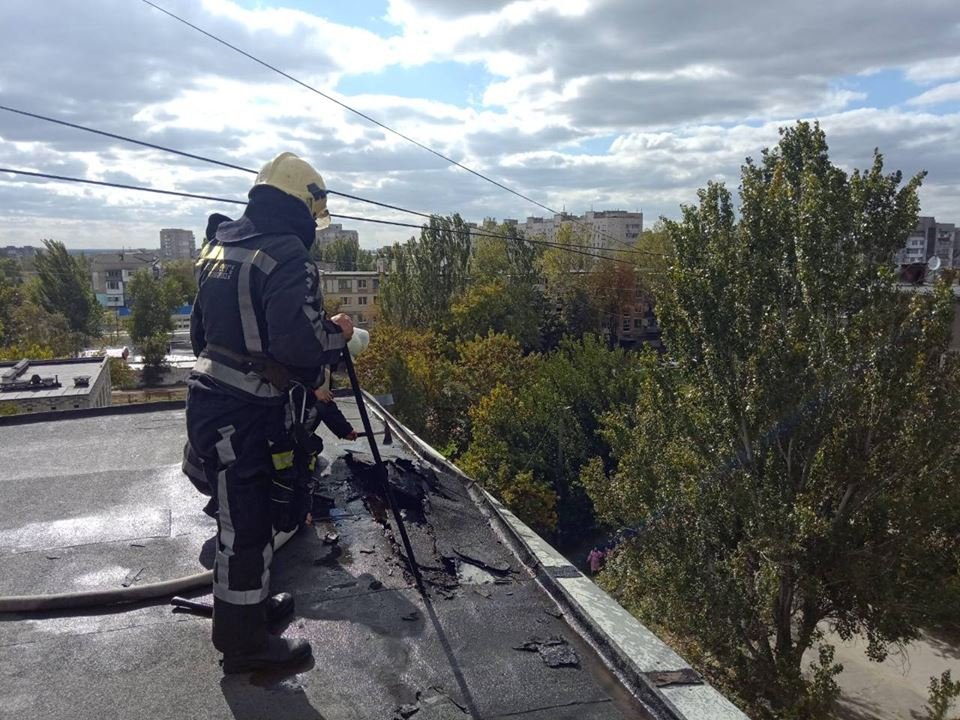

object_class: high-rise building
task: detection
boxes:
[160,229,196,260]
[315,223,359,250]
[519,210,643,249]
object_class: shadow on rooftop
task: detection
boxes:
[221,665,327,720]
[924,625,960,660]
[835,694,887,720]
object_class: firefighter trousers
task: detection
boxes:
[186,383,284,655]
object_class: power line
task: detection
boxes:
[0,167,246,206]
[0,167,639,265]
[0,104,432,217]
[139,0,554,214]
[0,103,661,259]
[0,103,254,175]
[137,0,642,254]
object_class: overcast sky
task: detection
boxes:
[1,0,959,249]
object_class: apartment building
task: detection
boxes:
[89,251,158,308]
[519,210,643,249]
[160,229,196,260]
[897,216,960,268]
[615,291,662,350]
[320,270,381,328]
[315,223,359,250]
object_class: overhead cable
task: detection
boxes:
[0,167,639,265]
[0,103,659,259]
[137,0,642,253]
[139,0,554,213]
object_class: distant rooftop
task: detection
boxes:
[0,357,108,402]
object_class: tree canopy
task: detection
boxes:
[127,269,182,370]
[583,122,960,717]
[312,235,375,271]
[379,214,473,328]
[0,256,87,359]
[33,239,101,337]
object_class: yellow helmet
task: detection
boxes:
[254,152,331,229]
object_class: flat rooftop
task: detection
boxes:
[0,400,746,719]
[0,358,106,401]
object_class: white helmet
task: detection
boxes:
[254,152,331,229]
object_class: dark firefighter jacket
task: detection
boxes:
[190,185,345,403]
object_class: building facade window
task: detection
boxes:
[338,279,352,291]
[340,296,350,305]
[358,296,368,305]
[357,279,367,289]
[372,279,380,290]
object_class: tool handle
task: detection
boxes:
[170,596,213,615]
[342,351,383,466]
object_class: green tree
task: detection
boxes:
[354,324,453,443]
[449,225,547,350]
[380,215,472,328]
[128,270,177,375]
[583,123,960,717]
[463,336,642,544]
[33,239,100,338]
[0,258,21,345]
[540,225,604,338]
[108,356,138,390]
[925,671,960,720]
[312,235,374,271]
[0,260,85,358]
[162,260,197,305]
[4,298,83,357]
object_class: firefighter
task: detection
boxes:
[186,152,352,673]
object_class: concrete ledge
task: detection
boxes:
[0,400,185,426]
[361,392,750,720]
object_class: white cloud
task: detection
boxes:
[907,82,960,106]
[905,56,960,83]
[1,0,960,251]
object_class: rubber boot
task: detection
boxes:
[265,592,294,623]
[215,598,312,674]
[222,635,313,674]
[212,598,267,656]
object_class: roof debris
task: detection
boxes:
[121,567,145,588]
[513,635,581,668]
[394,687,470,719]
[646,669,704,687]
[326,453,517,599]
